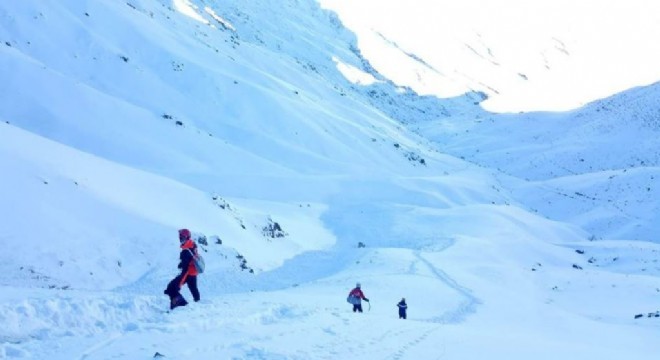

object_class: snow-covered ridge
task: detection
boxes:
[415,82,660,241]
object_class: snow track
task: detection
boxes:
[413,251,480,324]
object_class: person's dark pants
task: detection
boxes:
[164,275,187,309]
[164,274,200,308]
[184,275,200,302]
[353,304,363,313]
[399,310,407,319]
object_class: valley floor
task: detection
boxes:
[3,241,659,359]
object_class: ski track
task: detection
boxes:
[413,250,481,324]
[77,332,122,360]
[389,327,443,360]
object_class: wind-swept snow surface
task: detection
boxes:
[0,0,658,359]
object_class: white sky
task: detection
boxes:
[321,0,660,112]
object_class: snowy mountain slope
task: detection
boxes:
[1,0,429,191]
[0,0,659,359]
[322,0,660,241]
[413,82,660,242]
[0,121,337,291]
[426,83,660,181]
[0,0,506,291]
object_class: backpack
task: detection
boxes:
[187,249,205,274]
[347,294,360,305]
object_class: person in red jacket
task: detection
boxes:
[347,282,369,312]
[164,229,201,309]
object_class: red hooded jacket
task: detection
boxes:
[349,287,367,300]
[178,239,199,287]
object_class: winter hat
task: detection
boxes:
[178,228,191,242]
[356,282,361,288]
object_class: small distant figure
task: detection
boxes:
[347,282,369,312]
[397,298,407,319]
[164,229,201,310]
